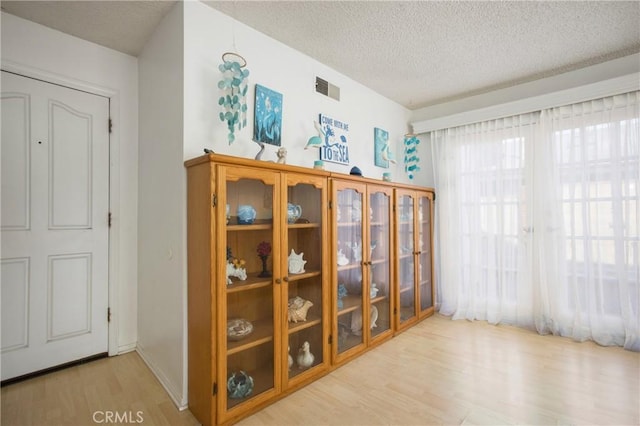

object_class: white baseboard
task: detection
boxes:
[117,342,137,354]
[136,344,188,410]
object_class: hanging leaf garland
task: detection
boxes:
[218,56,250,144]
[403,135,421,180]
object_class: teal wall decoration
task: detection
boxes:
[374,127,395,168]
[253,84,283,146]
[218,52,250,144]
[403,134,421,180]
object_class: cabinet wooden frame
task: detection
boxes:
[394,188,436,333]
[330,177,395,367]
[186,154,330,426]
[186,153,435,425]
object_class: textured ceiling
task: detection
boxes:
[2,1,639,109]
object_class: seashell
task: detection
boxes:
[288,296,313,323]
[227,318,253,341]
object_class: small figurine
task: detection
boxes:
[297,341,314,370]
[370,283,379,298]
[337,249,349,266]
[288,345,293,370]
[288,296,313,323]
[276,147,287,164]
[226,259,247,285]
[337,283,348,309]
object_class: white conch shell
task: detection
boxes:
[288,249,307,274]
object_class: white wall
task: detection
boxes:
[0,12,139,354]
[183,1,418,184]
[137,2,186,408]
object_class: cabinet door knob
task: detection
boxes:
[275,278,282,284]
[283,276,289,282]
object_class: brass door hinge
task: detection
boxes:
[107,307,112,323]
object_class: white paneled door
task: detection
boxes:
[1,71,109,381]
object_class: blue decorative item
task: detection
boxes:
[254,84,283,146]
[237,205,256,225]
[350,166,362,176]
[305,121,325,150]
[403,134,421,180]
[218,52,250,144]
[374,127,395,168]
[337,283,348,309]
[227,371,254,399]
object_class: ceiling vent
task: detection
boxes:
[315,76,340,101]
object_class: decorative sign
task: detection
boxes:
[318,114,350,165]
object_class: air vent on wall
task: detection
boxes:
[315,76,340,101]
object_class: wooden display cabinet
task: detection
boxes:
[394,188,435,332]
[186,154,329,426]
[331,178,394,366]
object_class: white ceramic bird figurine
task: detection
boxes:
[305,120,325,149]
[288,345,293,370]
[297,341,314,369]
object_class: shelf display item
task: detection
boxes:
[288,249,307,274]
[337,283,348,309]
[226,260,247,285]
[349,306,379,336]
[227,318,254,341]
[288,346,293,370]
[337,249,349,266]
[237,204,256,224]
[296,341,315,370]
[287,203,302,223]
[370,283,379,298]
[287,296,313,323]
[227,371,254,399]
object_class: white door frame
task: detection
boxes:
[2,60,122,357]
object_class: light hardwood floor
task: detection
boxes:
[2,314,638,425]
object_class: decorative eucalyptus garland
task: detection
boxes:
[218,52,250,144]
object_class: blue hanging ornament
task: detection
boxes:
[218,52,250,144]
[403,135,421,180]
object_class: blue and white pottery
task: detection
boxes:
[237,205,256,224]
[287,203,302,223]
[227,371,254,399]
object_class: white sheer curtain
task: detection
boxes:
[431,91,639,351]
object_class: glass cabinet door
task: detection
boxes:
[396,191,416,326]
[418,194,434,314]
[368,188,393,340]
[334,184,365,356]
[284,174,326,382]
[220,167,279,413]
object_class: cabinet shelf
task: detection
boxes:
[370,294,389,304]
[399,285,413,295]
[227,221,273,232]
[226,273,272,293]
[287,312,322,334]
[226,319,274,355]
[337,295,362,315]
[287,270,321,282]
[288,222,321,229]
[337,263,361,272]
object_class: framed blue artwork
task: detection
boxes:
[374,127,390,168]
[254,84,283,146]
